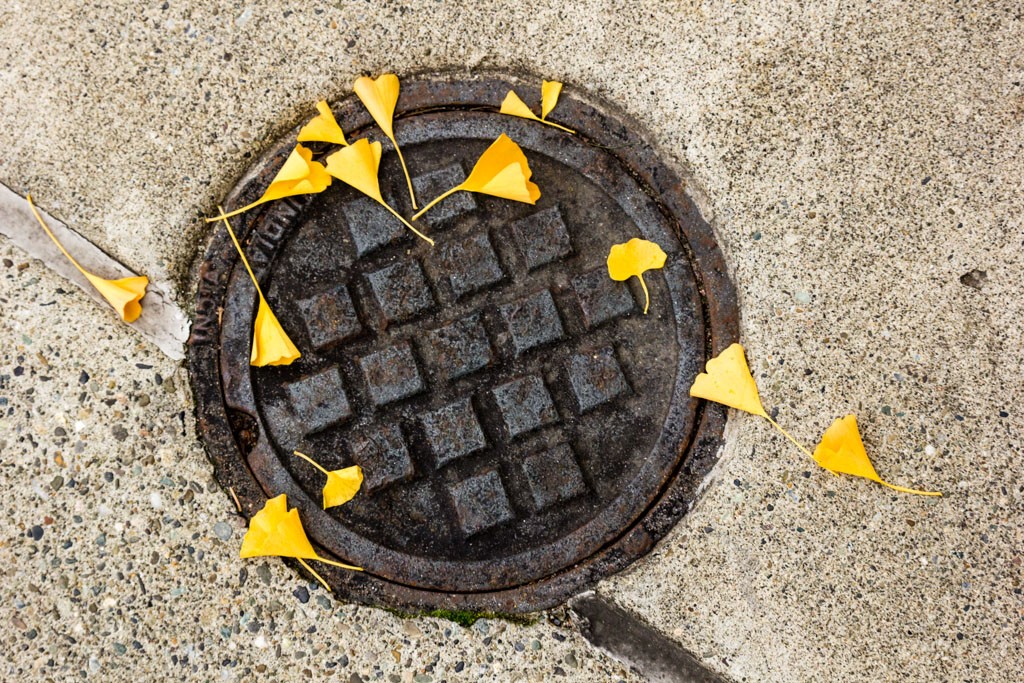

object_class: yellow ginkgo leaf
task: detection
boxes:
[297,100,347,146]
[26,194,149,323]
[325,138,384,202]
[209,145,332,221]
[353,74,399,138]
[251,295,301,367]
[499,81,575,133]
[814,415,941,496]
[239,494,318,560]
[323,467,363,509]
[689,343,767,417]
[606,238,667,314]
[689,343,822,466]
[412,134,540,220]
[353,73,417,208]
[325,139,433,245]
[240,494,362,592]
[293,451,364,509]
[85,274,149,324]
[215,208,300,367]
[500,90,540,121]
[540,80,563,120]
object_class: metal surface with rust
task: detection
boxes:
[188,74,738,612]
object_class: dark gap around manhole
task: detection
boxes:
[226,408,259,457]
[188,72,738,613]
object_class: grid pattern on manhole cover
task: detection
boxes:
[189,75,737,612]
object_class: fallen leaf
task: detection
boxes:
[541,80,563,119]
[240,494,362,591]
[208,145,331,221]
[239,494,318,560]
[690,343,819,464]
[297,100,348,146]
[499,91,537,120]
[606,238,667,314]
[293,451,364,509]
[412,134,540,220]
[689,343,766,417]
[324,139,433,245]
[354,74,418,208]
[499,80,575,133]
[214,208,300,367]
[813,415,941,496]
[26,194,148,323]
[250,296,301,367]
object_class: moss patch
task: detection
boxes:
[386,607,537,628]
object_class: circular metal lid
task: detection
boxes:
[189,74,737,612]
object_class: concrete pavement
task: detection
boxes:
[1,2,1021,681]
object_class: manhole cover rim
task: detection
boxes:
[189,71,738,613]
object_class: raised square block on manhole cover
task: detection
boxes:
[567,347,630,413]
[491,375,558,438]
[412,163,476,225]
[448,469,514,536]
[285,366,352,434]
[572,267,635,329]
[522,443,587,510]
[510,206,572,271]
[419,313,493,381]
[358,341,425,406]
[345,196,405,257]
[434,232,505,300]
[365,260,435,323]
[347,424,415,493]
[418,397,487,468]
[498,289,565,356]
[297,284,363,350]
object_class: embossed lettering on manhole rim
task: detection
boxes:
[189,74,738,613]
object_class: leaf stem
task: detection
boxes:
[540,118,576,134]
[204,199,267,222]
[26,194,89,279]
[879,480,942,497]
[217,207,266,301]
[292,450,330,476]
[314,555,364,572]
[764,416,824,468]
[296,558,331,592]
[391,134,418,209]
[381,202,434,245]
[411,186,461,221]
[638,274,650,314]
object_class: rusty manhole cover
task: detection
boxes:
[189,74,737,612]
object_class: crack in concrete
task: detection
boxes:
[571,594,731,683]
[0,183,190,360]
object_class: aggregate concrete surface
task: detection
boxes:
[1,1,1021,681]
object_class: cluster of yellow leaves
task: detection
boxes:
[22,77,574,332]
[205,75,572,368]
[500,80,575,133]
[240,450,364,590]
[230,76,580,589]
[690,343,941,496]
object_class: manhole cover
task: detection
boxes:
[189,74,737,612]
